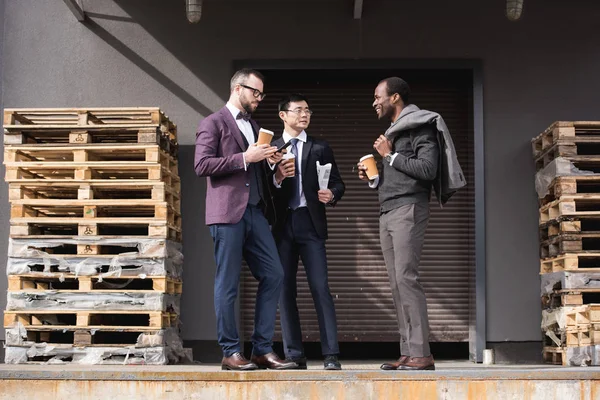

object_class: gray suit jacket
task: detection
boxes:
[385,104,466,206]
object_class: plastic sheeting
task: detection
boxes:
[541,308,568,347]
[6,292,180,313]
[7,255,183,278]
[6,238,184,278]
[8,238,182,258]
[4,345,168,365]
[566,345,600,367]
[535,157,595,198]
[541,271,600,295]
[4,325,190,365]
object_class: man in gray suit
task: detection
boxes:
[195,69,296,371]
[357,77,438,371]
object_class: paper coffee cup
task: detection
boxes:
[257,128,274,145]
[359,154,378,180]
[282,153,296,175]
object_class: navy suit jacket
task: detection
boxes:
[270,135,344,240]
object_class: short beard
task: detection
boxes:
[240,95,255,114]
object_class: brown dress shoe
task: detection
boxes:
[380,355,410,370]
[251,352,298,370]
[397,355,435,371]
[221,352,258,371]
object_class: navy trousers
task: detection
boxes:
[209,204,284,357]
[277,207,339,358]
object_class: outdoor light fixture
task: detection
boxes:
[186,0,202,23]
[506,0,524,21]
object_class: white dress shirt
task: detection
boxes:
[226,102,254,169]
[274,130,307,208]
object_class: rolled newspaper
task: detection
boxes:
[316,161,332,190]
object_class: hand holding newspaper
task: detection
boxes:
[316,161,332,190]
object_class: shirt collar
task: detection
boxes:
[225,102,244,119]
[283,130,307,143]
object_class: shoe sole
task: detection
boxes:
[221,365,258,371]
[397,365,436,371]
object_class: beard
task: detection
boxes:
[240,94,257,114]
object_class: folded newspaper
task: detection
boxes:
[316,161,331,190]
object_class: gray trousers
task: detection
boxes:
[379,202,431,357]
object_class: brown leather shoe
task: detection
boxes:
[251,352,298,370]
[380,355,409,370]
[397,355,435,371]
[221,352,258,371]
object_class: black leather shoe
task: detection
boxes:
[324,355,341,370]
[285,356,307,369]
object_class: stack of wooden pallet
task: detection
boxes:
[532,121,600,366]
[2,107,186,364]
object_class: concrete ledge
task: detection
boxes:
[0,364,599,381]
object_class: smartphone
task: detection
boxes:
[276,140,293,153]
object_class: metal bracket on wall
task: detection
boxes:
[354,0,363,19]
[62,0,86,22]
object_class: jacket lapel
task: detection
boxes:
[220,107,247,151]
[301,136,312,178]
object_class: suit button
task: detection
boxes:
[245,183,250,187]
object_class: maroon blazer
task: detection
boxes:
[194,107,275,225]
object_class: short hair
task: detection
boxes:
[278,93,309,112]
[230,68,265,92]
[379,77,411,104]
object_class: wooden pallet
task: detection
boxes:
[8,181,180,210]
[540,253,600,273]
[531,121,600,157]
[534,138,600,170]
[3,107,176,138]
[542,346,566,365]
[4,144,177,165]
[540,195,600,224]
[9,200,178,222]
[7,274,182,294]
[543,290,600,307]
[4,310,177,329]
[9,217,181,242]
[8,237,179,257]
[6,328,171,347]
[540,176,600,206]
[566,325,600,346]
[4,163,180,190]
[565,304,600,327]
[5,129,177,157]
[539,233,600,258]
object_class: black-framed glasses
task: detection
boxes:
[239,84,266,100]
[283,108,313,116]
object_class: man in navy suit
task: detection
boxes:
[195,69,296,371]
[271,94,345,370]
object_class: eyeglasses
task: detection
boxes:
[239,84,266,100]
[283,108,313,116]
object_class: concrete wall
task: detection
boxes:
[0,0,5,347]
[0,0,599,345]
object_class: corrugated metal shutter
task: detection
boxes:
[241,69,474,342]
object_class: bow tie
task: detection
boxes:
[236,112,251,122]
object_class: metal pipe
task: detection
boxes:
[186,0,203,23]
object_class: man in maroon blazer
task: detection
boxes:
[195,69,296,371]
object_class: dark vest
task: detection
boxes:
[240,126,264,206]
